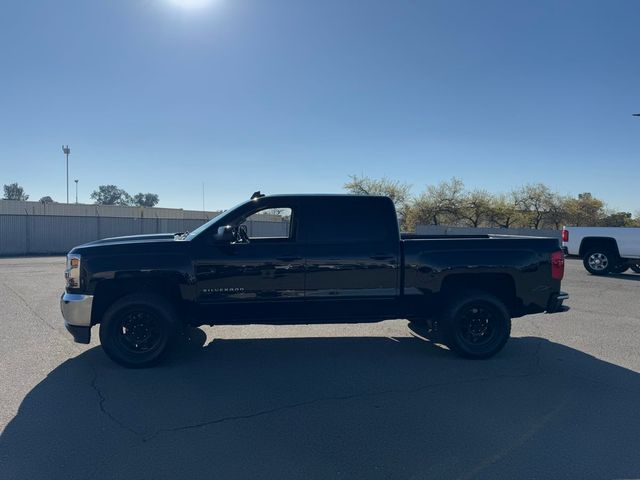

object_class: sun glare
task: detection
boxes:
[168,0,216,9]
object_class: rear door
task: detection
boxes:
[301,196,400,319]
[615,228,640,258]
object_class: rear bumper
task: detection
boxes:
[547,291,569,313]
[60,293,93,344]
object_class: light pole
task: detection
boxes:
[62,145,71,204]
[74,179,79,204]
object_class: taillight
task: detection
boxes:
[551,250,564,280]
[562,229,569,242]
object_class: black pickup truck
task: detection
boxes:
[61,193,568,367]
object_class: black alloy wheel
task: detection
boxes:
[99,294,177,368]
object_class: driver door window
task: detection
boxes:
[242,208,293,240]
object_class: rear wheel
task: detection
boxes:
[583,250,615,275]
[440,291,511,359]
[99,294,178,368]
[631,264,640,274]
[611,264,629,274]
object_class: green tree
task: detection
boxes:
[3,183,29,201]
[39,196,54,203]
[600,211,634,227]
[90,185,132,206]
[564,193,605,226]
[133,193,160,207]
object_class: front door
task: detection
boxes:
[194,203,305,322]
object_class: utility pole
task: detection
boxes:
[74,179,79,204]
[202,183,205,218]
[62,145,71,203]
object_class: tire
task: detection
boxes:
[631,264,640,274]
[611,264,629,274]
[440,291,511,359]
[583,249,616,275]
[99,293,178,368]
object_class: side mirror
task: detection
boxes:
[214,225,235,243]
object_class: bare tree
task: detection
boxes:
[405,178,465,228]
[488,193,520,228]
[345,175,411,211]
[460,189,493,227]
[513,183,556,229]
[544,194,569,230]
[343,175,635,231]
[344,174,412,227]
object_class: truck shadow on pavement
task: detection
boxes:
[608,273,640,282]
[1,332,639,480]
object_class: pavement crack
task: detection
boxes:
[143,370,543,442]
[88,363,144,438]
[1,280,58,334]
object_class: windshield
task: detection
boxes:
[185,199,252,240]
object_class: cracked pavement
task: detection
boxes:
[1,257,639,479]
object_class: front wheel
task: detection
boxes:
[440,291,511,359]
[99,294,178,368]
[631,264,640,274]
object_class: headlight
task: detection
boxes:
[65,254,81,289]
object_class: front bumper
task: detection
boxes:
[60,293,93,344]
[547,291,569,313]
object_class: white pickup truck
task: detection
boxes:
[562,226,640,275]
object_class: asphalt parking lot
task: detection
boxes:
[0,257,639,480]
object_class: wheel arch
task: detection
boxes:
[579,237,620,258]
[91,276,184,325]
[439,273,520,316]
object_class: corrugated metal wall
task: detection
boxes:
[1,213,558,256]
[0,215,289,255]
[0,200,222,219]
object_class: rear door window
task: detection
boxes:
[303,197,397,244]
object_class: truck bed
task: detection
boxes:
[400,234,563,316]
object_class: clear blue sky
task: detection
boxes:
[1,0,638,212]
